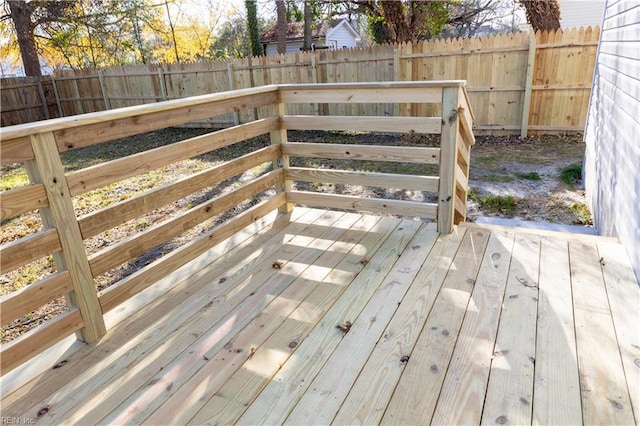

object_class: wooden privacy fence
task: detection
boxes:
[0,27,597,134]
[0,81,474,373]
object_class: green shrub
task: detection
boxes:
[478,195,517,215]
[514,171,541,181]
[568,203,593,225]
[560,163,582,186]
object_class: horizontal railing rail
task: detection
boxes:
[0,81,474,375]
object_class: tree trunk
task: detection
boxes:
[302,1,312,51]
[245,0,264,56]
[164,0,181,62]
[380,1,412,43]
[7,0,41,76]
[276,0,287,55]
[518,0,561,32]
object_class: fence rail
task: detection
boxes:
[1,27,598,135]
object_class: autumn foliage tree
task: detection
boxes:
[2,0,76,76]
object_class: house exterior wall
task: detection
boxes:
[584,0,640,280]
[325,24,358,49]
[265,41,305,56]
[559,0,606,28]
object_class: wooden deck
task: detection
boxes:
[2,208,638,425]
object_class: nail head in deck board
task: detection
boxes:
[429,230,515,426]
[103,212,364,425]
[154,214,385,426]
[381,228,489,425]
[481,233,541,426]
[569,240,636,425]
[284,223,439,424]
[533,236,582,425]
[334,226,465,425]
[597,241,640,422]
[236,219,417,426]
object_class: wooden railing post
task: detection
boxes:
[438,87,460,233]
[270,98,293,214]
[25,132,106,343]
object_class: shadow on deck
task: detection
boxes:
[2,207,638,425]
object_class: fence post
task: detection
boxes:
[438,87,460,233]
[98,70,111,110]
[72,78,84,114]
[24,132,106,343]
[270,101,293,214]
[36,80,50,120]
[311,55,320,115]
[158,67,168,101]
[227,62,240,125]
[50,76,63,117]
[521,33,537,138]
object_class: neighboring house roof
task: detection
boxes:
[325,18,360,41]
[261,18,358,44]
[261,22,324,43]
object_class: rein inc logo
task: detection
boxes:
[1,418,35,425]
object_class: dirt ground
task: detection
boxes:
[1,129,591,343]
[466,132,591,225]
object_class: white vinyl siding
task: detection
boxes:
[584,0,640,279]
[558,0,606,28]
[325,23,358,49]
[265,41,305,56]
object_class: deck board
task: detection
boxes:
[569,240,636,425]
[533,236,582,425]
[382,227,491,425]
[430,230,514,426]
[2,208,638,426]
[481,233,541,425]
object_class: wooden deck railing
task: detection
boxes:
[0,81,474,374]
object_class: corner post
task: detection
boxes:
[270,97,293,214]
[438,87,460,233]
[25,132,106,343]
